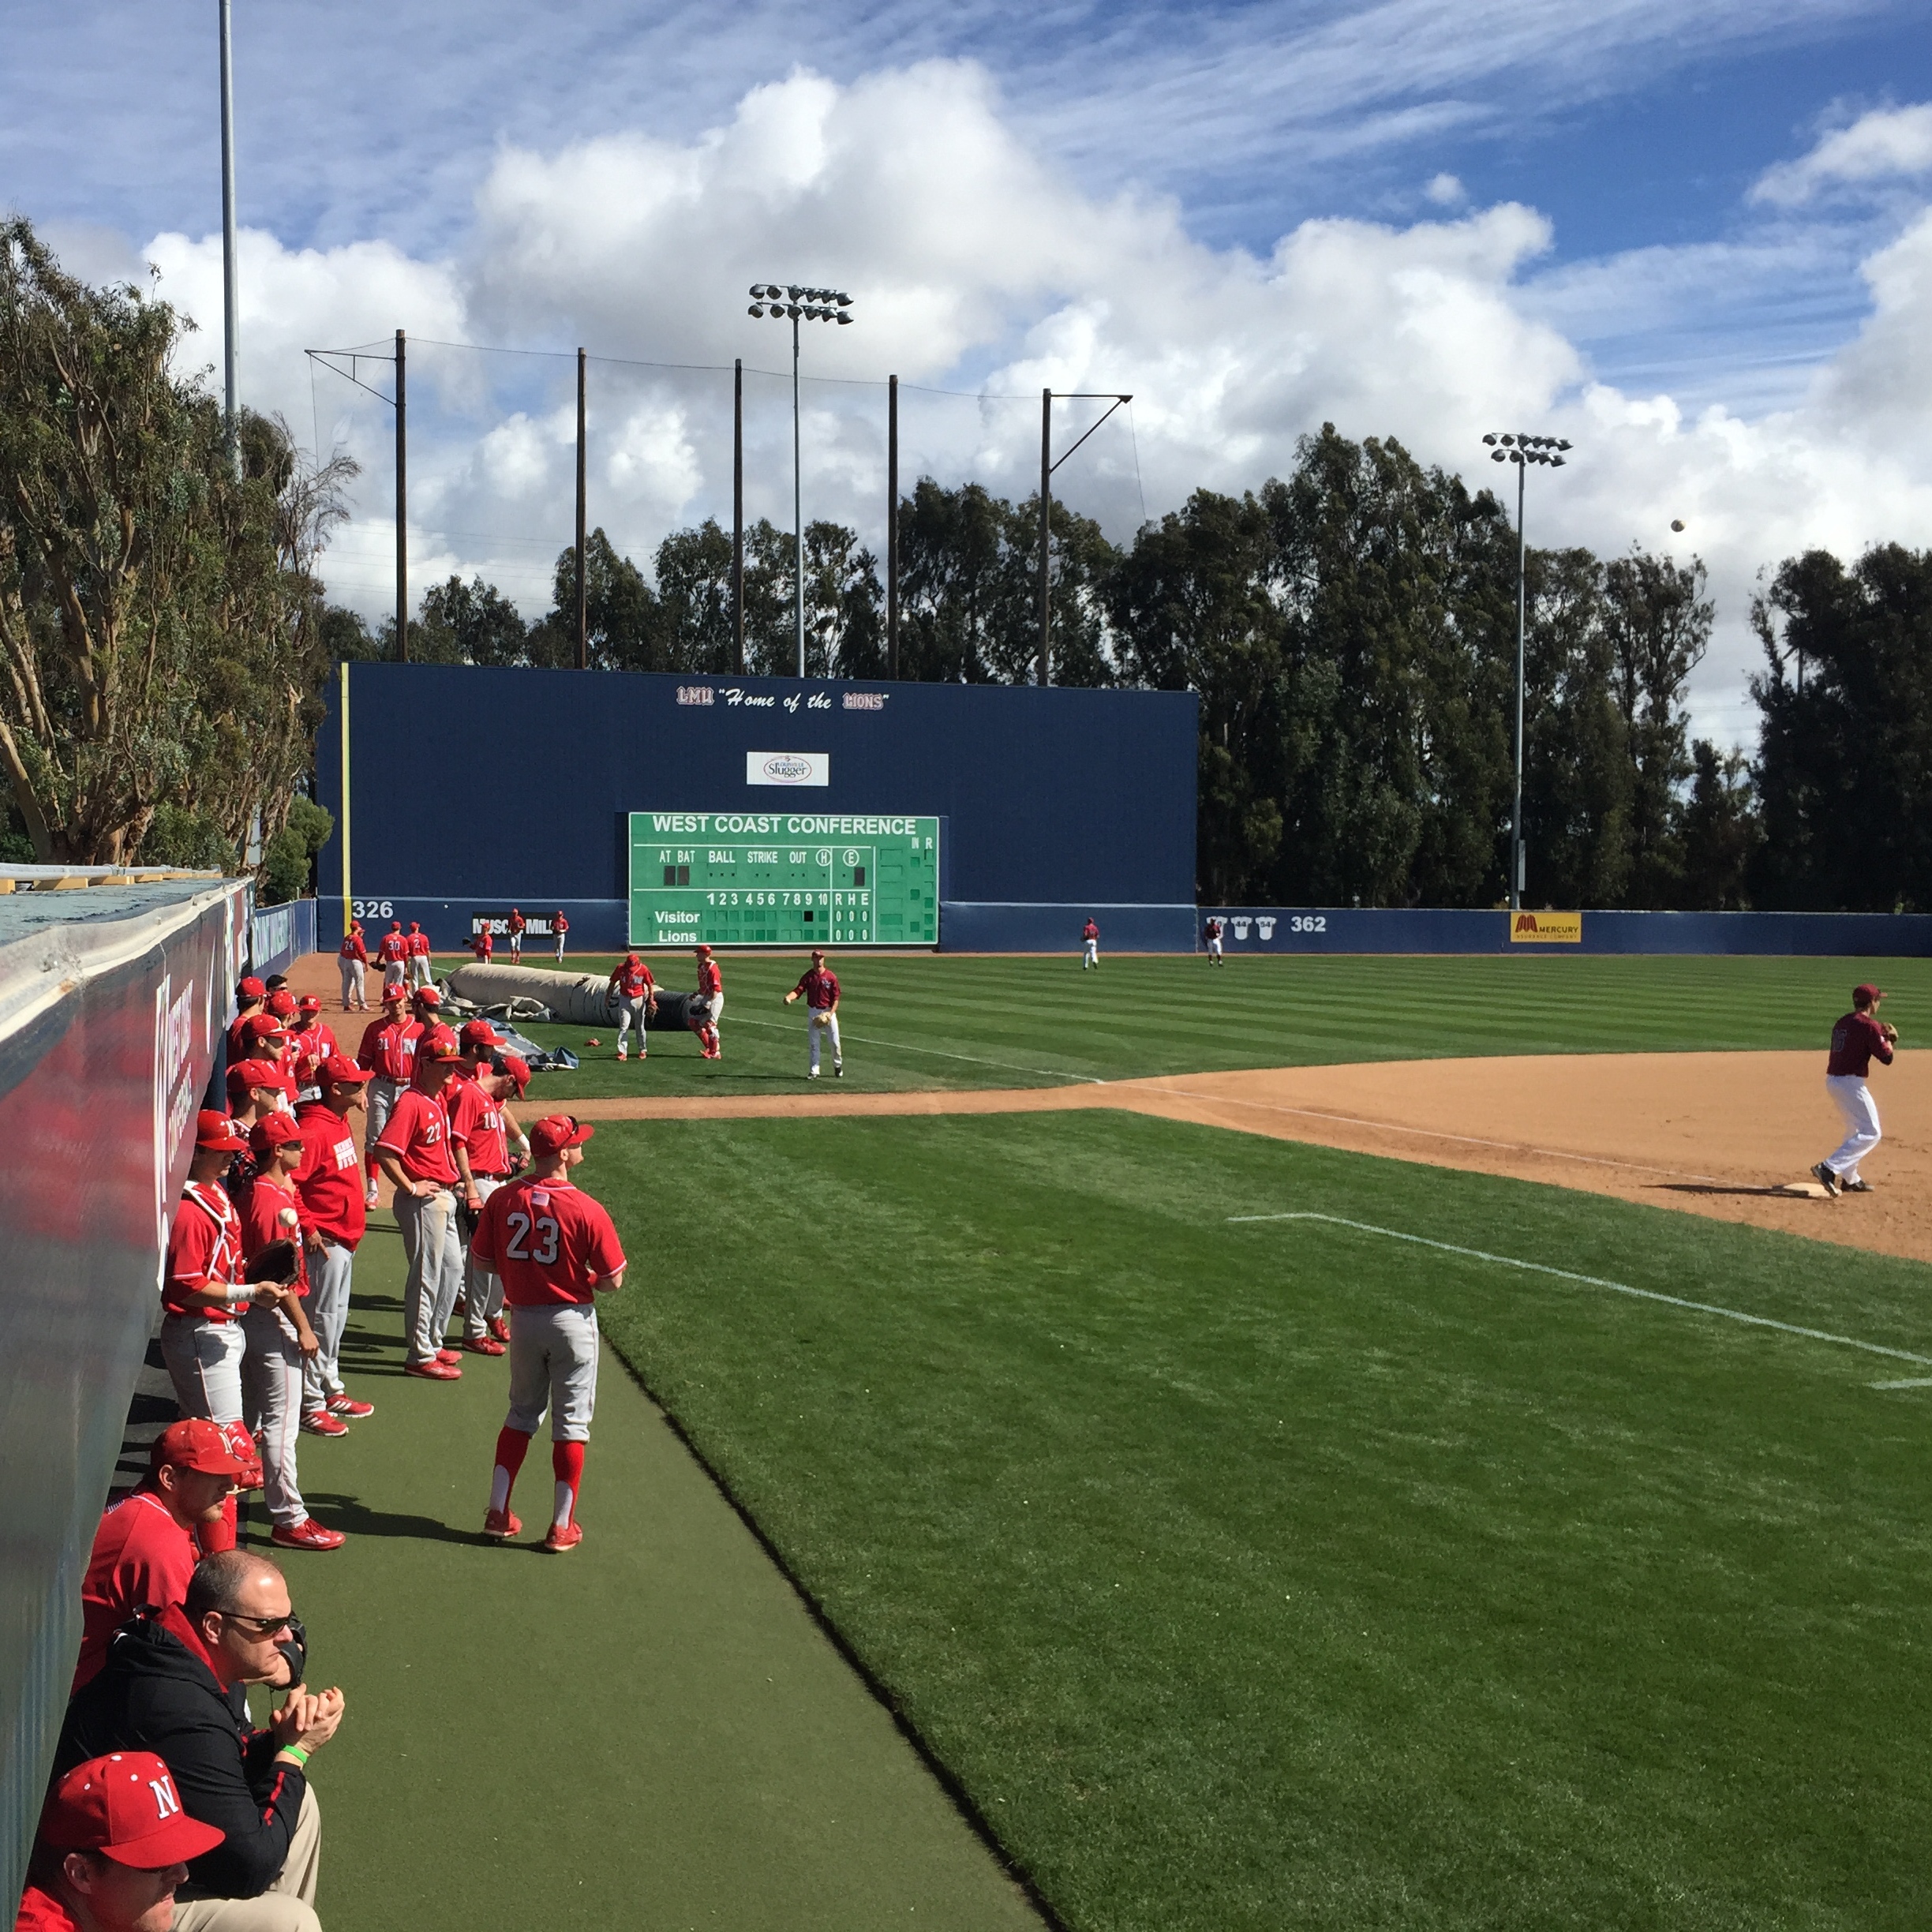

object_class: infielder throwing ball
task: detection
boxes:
[1814,982,1896,1196]
[785,949,842,1076]
[474,1115,627,1553]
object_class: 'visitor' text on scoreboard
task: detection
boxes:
[627,811,941,947]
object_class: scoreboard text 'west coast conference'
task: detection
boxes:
[628,812,941,947]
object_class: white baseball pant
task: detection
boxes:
[382,960,405,994]
[242,1304,307,1529]
[1082,939,1098,968]
[462,1175,507,1341]
[808,1009,841,1073]
[1824,1074,1881,1181]
[160,1315,246,1425]
[339,958,365,1008]
[615,994,650,1056]
[395,1186,465,1365]
[1208,936,1222,960]
[554,931,567,962]
[301,1241,354,1413]
[407,953,432,990]
[505,1303,600,1441]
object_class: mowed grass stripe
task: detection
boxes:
[508,953,1931,1101]
[590,1110,1932,1932]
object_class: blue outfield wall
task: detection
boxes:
[313,665,1198,951]
[1200,908,1932,955]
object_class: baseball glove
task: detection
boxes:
[811,1007,833,1026]
[1881,1022,1900,1043]
[242,1239,301,1286]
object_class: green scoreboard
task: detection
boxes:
[628,811,941,948]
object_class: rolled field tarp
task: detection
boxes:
[444,963,702,1032]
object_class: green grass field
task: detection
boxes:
[489,953,1931,1101]
[577,1110,1932,1930]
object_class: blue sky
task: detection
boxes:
[6,2,1932,737]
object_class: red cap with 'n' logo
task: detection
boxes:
[40,1752,226,1868]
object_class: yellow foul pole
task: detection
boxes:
[339,661,353,938]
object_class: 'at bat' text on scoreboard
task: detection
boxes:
[627,812,940,947]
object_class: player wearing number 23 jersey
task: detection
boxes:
[472,1116,627,1553]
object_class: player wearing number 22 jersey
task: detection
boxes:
[472,1115,627,1553]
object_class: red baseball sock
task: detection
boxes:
[552,1440,585,1528]
[489,1426,532,1514]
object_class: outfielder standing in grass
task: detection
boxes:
[785,949,843,1077]
[1081,917,1099,969]
[474,1116,627,1554]
[1813,983,1896,1196]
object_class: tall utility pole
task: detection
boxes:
[395,329,407,661]
[887,374,900,680]
[791,311,803,676]
[732,359,745,674]
[218,0,240,479]
[1037,390,1133,690]
[575,348,588,670]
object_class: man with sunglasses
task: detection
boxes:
[56,1550,345,1932]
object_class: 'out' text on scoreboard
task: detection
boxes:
[627,812,940,947]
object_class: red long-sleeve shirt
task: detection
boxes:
[294,1099,368,1249]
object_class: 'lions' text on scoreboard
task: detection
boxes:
[628,812,940,947]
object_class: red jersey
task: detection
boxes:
[471,930,493,961]
[73,1489,199,1690]
[508,911,526,934]
[696,957,721,998]
[294,1100,367,1249]
[472,1175,625,1306]
[1082,921,1099,941]
[448,1076,512,1178]
[1828,1010,1894,1078]
[552,914,569,934]
[614,958,654,998]
[378,930,407,964]
[226,1011,263,1061]
[358,1014,421,1081]
[15,1885,80,1932]
[165,1181,242,1319]
[375,1087,458,1186]
[406,930,430,958]
[340,930,368,963]
[289,1020,337,1064]
[793,967,839,1009]
[240,1174,309,1294]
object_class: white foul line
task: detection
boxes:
[1226,1211,1932,1370]
[723,1014,1107,1085]
[1870,1377,1932,1390]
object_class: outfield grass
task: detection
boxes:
[587,1110,1932,1930]
[495,952,1932,1102]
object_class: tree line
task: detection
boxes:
[5,220,1927,910]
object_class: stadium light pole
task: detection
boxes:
[749,285,852,676]
[218,0,240,479]
[1482,430,1573,910]
[1039,391,1132,686]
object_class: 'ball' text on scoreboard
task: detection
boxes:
[627,811,940,948]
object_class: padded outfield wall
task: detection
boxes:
[314,665,1198,953]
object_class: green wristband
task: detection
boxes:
[279,1744,309,1766]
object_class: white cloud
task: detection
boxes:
[140,62,1932,747]
[1750,102,1932,205]
[1425,173,1466,207]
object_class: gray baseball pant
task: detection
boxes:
[395,1186,464,1365]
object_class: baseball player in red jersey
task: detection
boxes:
[72,1419,244,1690]
[784,949,842,1077]
[405,921,433,990]
[237,1114,344,1551]
[1080,918,1099,969]
[474,1115,627,1552]
[225,978,267,1064]
[1203,916,1225,964]
[607,952,657,1061]
[507,907,526,962]
[449,1032,530,1353]
[374,1025,468,1378]
[294,1056,376,1432]
[377,920,408,994]
[356,983,417,1204]
[552,910,569,963]
[1814,983,1897,1196]
[470,923,494,964]
[288,998,337,1088]
[338,920,369,1012]
[693,943,723,1058]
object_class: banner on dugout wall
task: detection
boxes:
[1508,911,1583,944]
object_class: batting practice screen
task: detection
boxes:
[628,812,941,947]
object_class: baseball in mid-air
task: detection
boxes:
[1670,519,1687,532]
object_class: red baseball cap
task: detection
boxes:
[237,977,266,1000]
[267,990,297,1018]
[530,1114,593,1155]
[413,987,442,1007]
[297,994,322,1013]
[811,949,825,961]
[151,1417,245,1477]
[418,1025,462,1063]
[244,1013,286,1042]
[196,1110,250,1151]
[695,944,712,955]
[319,1055,373,1085]
[459,1020,503,1050]
[40,1752,225,1868]
[494,1053,530,1095]
[225,1057,282,1092]
[381,983,408,1004]
[1855,983,1884,1004]
[249,1113,303,1155]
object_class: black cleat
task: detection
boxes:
[834,1064,844,1077]
[1811,1162,1840,1196]
[1840,1177,1872,1193]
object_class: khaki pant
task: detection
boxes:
[174,1785,322,1932]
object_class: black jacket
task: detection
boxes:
[54,1608,306,1898]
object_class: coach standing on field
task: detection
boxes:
[1814,983,1897,1196]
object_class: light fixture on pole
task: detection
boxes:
[748,284,854,677]
[1482,431,1573,911]
[1037,392,1131,687]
